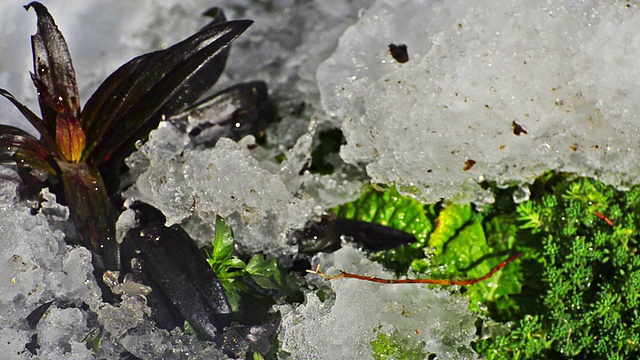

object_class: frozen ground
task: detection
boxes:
[2,0,640,358]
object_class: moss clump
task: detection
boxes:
[337,175,640,359]
[478,175,640,359]
[370,328,428,360]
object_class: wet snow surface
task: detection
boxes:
[2,0,640,358]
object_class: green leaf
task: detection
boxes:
[219,257,247,271]
[210,215,234,267]
[213,258,247,280]
[245,255,282,290]
[219,277,250,313]
[427,203,473,254]
[81,328,102,356]
[333,185,434,272]
[334,185,432,246]
[183,320,197,336]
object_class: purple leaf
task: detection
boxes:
[0,125,57,175]
[56,160,118,268]
[81,18,252,164]
[0,88,58,154]
[25,2,81,121]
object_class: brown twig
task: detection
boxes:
[594,210,615,227]
[307,252,523,286]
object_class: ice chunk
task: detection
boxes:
[36,307,93,359]
[116,323,228,359]
[0,169,104,357]
[0,166,22,206]
[279,246,479,359]
[39,188,70,221]
[0,328,32,359]
[127,127,291,226]
[98,294,151,338]
[115,208,137,245]
[0,188,99,315]
[97,267,153,339]
[318,0,640,204]
[125,122,321,255]
[140,120,191,162]
[57,247,101,305]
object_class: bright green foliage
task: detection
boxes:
[333,185,435,273]
[478,176,640,359]
[411,203,523,313]
[335,185,523,313]
[245,254,300,297]
[82,328,103,355]
[205,215,301,312]
[206,216,247,279]
[370,328,428,360]
[427,203,473,253]
[205,216,248,311]
[333,185,433,246]
[324,177,640,359]
[476,315,552,360]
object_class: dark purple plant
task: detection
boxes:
[0,2,251,270]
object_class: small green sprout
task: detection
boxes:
[206,215,301,312]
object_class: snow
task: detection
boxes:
[124,123,318,255]
[0,166,233,358]
[36,307,93,359]
[2,0,640,358]
[318,0,640,204]
[279,246,479,359]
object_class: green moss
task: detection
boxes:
[339,175,640,359]
[478,175,640,359]
[370,327,428,360]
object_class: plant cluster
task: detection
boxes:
[1,3,283,357]
[478,175,640,359]
[4,3,640,359]
[0,2,250,271]
[205,215,302,314]
[329,174,640,359]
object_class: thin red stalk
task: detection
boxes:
[594,211,615,227]
[308,252,523,285]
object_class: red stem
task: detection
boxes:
[312,252,524,285]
